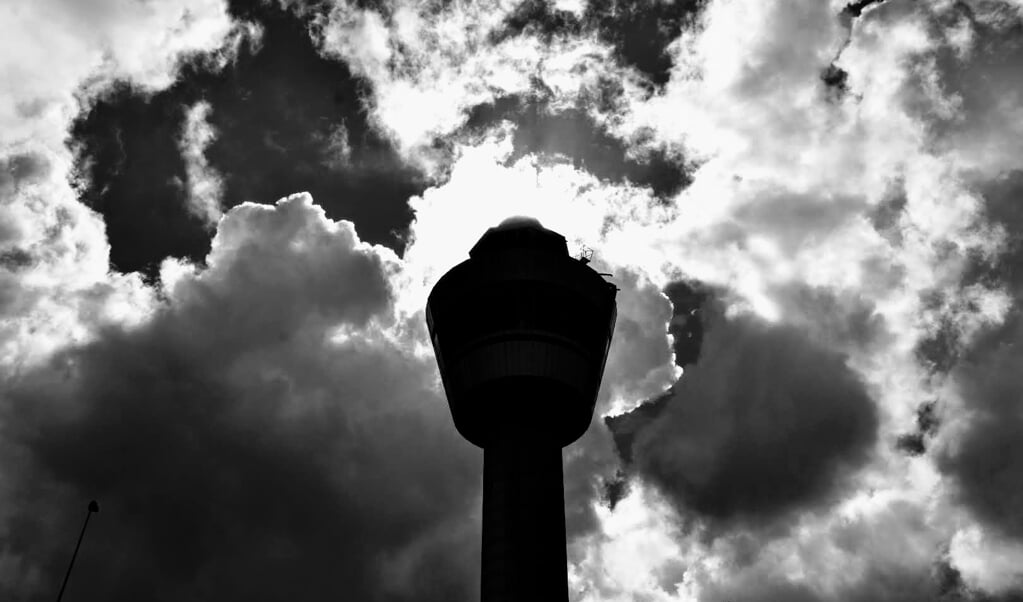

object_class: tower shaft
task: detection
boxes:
[482,439,567,602]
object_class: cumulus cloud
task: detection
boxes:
[68,1,423,276]
[935,185,1023,589]
[6,0,1023,600]
[610,297,879,531]
[310,0,648,169]
[926,2,1023,178]
[313,0,540,160]
[949,526,1023,596]
[563,268,678,542]
[691,498,959,602]
[0,0,251,369]
[363,1,1022,592]
[341,0,1023,597]
[0,0,238,147]
[1,195,480,602]
[939,313,1023,543]
[360,0,1018,598]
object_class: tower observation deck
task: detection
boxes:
[426,217,618,601]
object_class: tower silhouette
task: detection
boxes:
[427,217,617,601]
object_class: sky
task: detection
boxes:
[2,0,1023,600]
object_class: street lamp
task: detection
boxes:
[55,500,99,602]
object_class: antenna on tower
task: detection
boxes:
[577,245,594,265]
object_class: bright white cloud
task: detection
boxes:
[313,0,637,170]
[950,526,1023,594]
[570,484,688,602]
[179,100,225,225]
[1,0,237,148]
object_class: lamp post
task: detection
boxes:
[55,500,99,602]
[427,218,617,601]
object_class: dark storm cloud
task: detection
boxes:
[922,171,1023,547]
[460,91,690,199]
[701,578,820,602]
[663,280,706,369]
[871,1,1023,179]
[604,279,704,479]
[72,0,425,277]
[0,196,478,602]
[564,269,678,542]
[606,389,671,466]
[607,295,879,531]
[939,322,1023,537]
[495,0,705,88]
[973,170,1023,295]
[771,283,888,353]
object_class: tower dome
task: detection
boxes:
[427,217,617,447]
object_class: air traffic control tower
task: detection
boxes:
[427,217,617,602]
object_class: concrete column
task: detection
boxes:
[481,440,568,602]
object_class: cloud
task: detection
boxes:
[0,0,250,368]
[930,157,1023,597]
[563,268,679,543]
[609,297,879,531]
[462,95,690,198]
[70,1,424,276]
[938,313,1023,539]
[371,1,1023,598]
[691,499,959,602]
[923,2,1023,178]
[179,101,225,225]
[0,0,238,147]
[310,0,651,170]
[6,0,1023,600]
[494,0,704,88]
[948,526,1023,596]
[1,195,480,602]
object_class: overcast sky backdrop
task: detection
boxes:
[3,0,1023,600]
